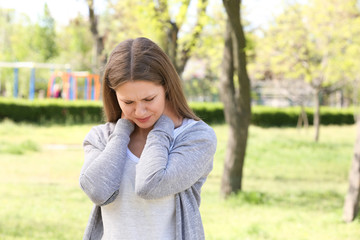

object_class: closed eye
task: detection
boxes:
[124,101,133,105]
[144,97,155,102]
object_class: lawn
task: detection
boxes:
[0,119,359,240]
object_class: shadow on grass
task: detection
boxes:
[225,190,345,211]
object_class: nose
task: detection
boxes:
[134,102,147,117]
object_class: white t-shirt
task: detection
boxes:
[101,118,197,240]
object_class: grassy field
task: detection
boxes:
[0,119,359,240]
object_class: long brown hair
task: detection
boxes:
[102,37,199,123]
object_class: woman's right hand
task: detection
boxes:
[113,113,135,136]
[121,111,134,124]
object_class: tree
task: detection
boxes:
[56,15,93,71]
[0,8,36,97]
[220,0,251,197]
[146,0,209,75]
[182,2,226,102]
[303,0,355,141]
[342,1,360,223]
[252,0,358,141]
[340,4,360,108]
[343,117,360,222]
[86,0,106,74]
[106,0,209,76]
[0,9,15,61]
[31,3,58,62]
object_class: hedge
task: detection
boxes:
[0,97,357,126]
[251,106,356,126]
[190,103,356,126]
[0,98,103,125]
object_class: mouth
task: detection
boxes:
[136,116,151,123]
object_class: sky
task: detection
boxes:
[0,0,286,27]
[0,0,104,25]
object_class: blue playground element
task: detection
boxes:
[29,68,35,100]
[12,67,35,99]
[67,68,75,100]
[1,62,100,100]
[13,68,19,98]
[91,78,95,100]
[84,77,88,100]
[83,76,98,100]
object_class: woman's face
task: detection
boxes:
[115,80,166,129]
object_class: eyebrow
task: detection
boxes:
[119,94,157,102]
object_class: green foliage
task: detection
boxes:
[252,106,356,126]
[0,1,222,101]
[250,0,360,88]
[0,6,92,71]
[31,3,59,62]
[251,106,300,127]
[0,98,103,124]
[189,102,224,123]
[105,0,211,73]
[56,15,93,71]
[0,98,356,126]
[184,76,219,102]
[0,9,32,62]
[190,103,355,126]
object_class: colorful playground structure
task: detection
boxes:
[47,71,101,100]
[0,62,101,100]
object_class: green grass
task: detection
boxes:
[0,120,359,240]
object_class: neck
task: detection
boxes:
[133,125,152,138]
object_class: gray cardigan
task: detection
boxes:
[79,115,217,240]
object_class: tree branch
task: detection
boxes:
[177,0,208,74]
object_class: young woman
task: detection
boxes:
[79,37,217,240]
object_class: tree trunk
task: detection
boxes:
[220,20,238,195]
[343,117,360,222]
[354,78,359,122]
[297,104,309,129]
[87,0,105,75]
[220,0,251,197]
[166,22,179,72]
[314,88,321,142]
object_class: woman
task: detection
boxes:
[79,37,217,240]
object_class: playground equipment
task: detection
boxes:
[0,62,101,100]
[47,71,101,100]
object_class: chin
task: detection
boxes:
[135,120,155,130]
[135,116,160,130]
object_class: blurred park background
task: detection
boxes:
[1,0,360,239]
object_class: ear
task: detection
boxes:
[163,84,170,100]
[165,90,170,100]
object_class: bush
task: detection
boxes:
[252,106,356,127]
[318,107,355,125]
[252,106,300,127]
[0,98,356,126]
[190,102,224,124]
[0,98,103,124]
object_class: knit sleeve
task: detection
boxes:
[135,115,217,199]
[79,119,134,206]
